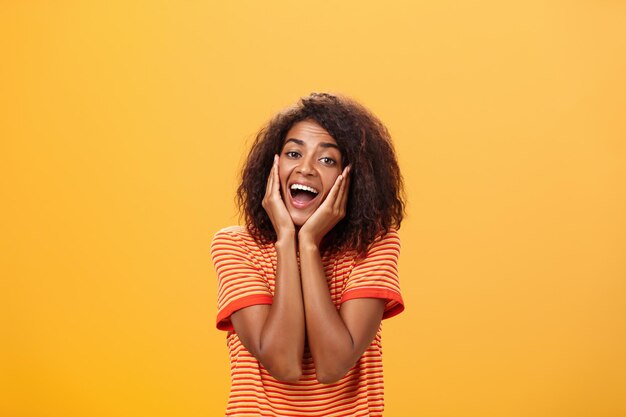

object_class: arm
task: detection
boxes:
[230,155,305,382]
[231,235,303,382]
[298,166,388,384]
[298,240,386,384]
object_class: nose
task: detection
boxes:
[296,155,316,176]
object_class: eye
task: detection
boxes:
[285,150,301,159]
[319,157,336,166]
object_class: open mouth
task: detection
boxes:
[289,183,319,208]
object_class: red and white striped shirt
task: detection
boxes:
[211,226,404,416]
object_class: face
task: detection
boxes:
[278,120,343,226]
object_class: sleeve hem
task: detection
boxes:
[340,288,405,320]
[216,294,274,331]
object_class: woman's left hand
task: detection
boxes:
[298,165,351,248]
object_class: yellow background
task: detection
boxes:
[2,1,625,416]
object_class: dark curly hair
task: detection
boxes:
[237,92,405,255]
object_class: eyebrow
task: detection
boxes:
[284,138,340,149]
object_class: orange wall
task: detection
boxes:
[2,1,625,416]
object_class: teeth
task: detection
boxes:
[290,183,319,194]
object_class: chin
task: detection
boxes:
[289,214,309,227]
[287,209,313,227]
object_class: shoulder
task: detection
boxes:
[211,225,256,252]
[330,228,400,266]
[213,225,246,239]
[366,227,401,254]
[212,225,258,242]
[380,227,400,241]
[210,225,273,259]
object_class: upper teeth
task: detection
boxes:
[290,183,319,194]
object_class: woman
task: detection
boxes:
[211,92,405,416]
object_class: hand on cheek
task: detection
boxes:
[262,155,296,241]
[298,165,351,248]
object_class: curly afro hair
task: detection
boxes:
[237,92,405,256]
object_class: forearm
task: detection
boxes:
[257,236,305,380]
[298,240,359,384]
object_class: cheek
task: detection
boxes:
[277,162,289,180]
[322,172,341,196]
[277,163,292,190]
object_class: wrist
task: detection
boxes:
[275,234,297,251]
[298,234,320,253]
[275,225,296,241]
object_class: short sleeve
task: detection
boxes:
[210,227,273,331]
[340,229,404,320]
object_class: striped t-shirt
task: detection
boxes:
[211,226,404,417]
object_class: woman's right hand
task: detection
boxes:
[262,154,295,242]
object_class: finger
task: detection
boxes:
[272,155,281,197]
[265,155,277,197]
[334,165,351,211]
[325,172,344,209]
[342,165,352,209]
[333,170,347,211]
